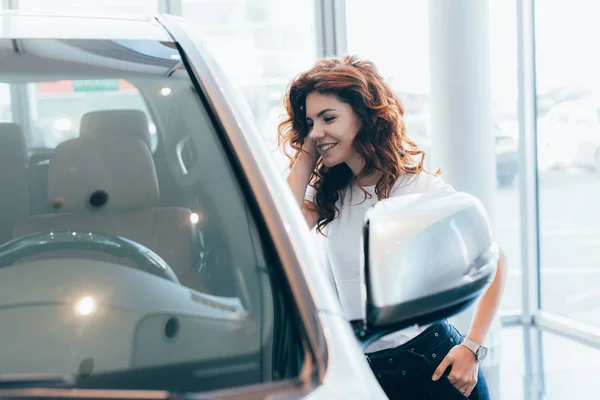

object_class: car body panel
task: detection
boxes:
[0,11,170,41]
[306,312,387,399]
[537,99,600,170]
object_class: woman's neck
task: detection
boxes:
[356,172,383,186]
[344,152,383,186]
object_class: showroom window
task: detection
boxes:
[535,0,600,328]
[26,79,157,151]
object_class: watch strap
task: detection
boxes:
[460,338,482,360]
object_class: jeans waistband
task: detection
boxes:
[365,319,456,360]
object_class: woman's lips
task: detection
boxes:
[317,142,338,154]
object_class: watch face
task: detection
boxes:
[477,346,488,361]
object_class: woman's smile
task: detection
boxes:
[317,142,338,155]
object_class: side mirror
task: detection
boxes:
[357,190,498,349]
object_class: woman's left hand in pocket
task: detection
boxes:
[431,345,479,397]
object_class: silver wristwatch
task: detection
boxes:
[460,337,488,362]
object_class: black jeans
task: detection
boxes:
[365,320,490,400]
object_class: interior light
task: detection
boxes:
[75,296,97,316]
[190,213,200,224]
[53,118,73,132]
[160,87,172,96]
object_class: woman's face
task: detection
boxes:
[305,92,363,171]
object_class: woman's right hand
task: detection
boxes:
[287,137,320,229]
[300,137,319,166]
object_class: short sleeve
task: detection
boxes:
[390,172,455,197]
[423,174,455,194]
[304,184,317,203]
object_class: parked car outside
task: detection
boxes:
[404,112,519,188]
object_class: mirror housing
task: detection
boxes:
[358,190,498,348]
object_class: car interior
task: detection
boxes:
[0,38,302,392]
[4,97,233,294]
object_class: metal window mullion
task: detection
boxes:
[158,0,169,14]
[165,0,182,15]
[535,311,600,349]
[314,0,347,58]
[1,0,19,10]
[9,84,31,142]
[517,0,541,327]
[158,0,181,15]
[500,311,525,327]
[516,0,545,398]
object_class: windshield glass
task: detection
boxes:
[0,37,299,393]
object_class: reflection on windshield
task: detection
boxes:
[0,37,281,393]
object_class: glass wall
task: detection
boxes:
[535,0,600,327]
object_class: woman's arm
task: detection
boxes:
[432,246,508,396]
[465,246,508,343]
[286,142,319,230]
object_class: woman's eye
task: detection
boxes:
[324,116,336,123]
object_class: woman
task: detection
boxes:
[279,55,507,399]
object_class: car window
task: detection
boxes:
[0,38,299,394]
[28,79,158,151]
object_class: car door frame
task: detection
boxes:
[154,14,330,399]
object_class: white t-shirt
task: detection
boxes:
[305,172,454,353]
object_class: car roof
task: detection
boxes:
[0,10,172,41]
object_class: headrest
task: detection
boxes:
[80,109,152,149]
[0,123,27,162]
[48,137,159,212]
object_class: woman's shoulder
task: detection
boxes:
[390,171,454,197]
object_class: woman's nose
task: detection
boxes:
[309,124,325,140]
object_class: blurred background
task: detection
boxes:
[2,1,600,398]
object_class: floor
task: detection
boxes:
[498,327,600,399]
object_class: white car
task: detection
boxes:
[405,112,519,187]
[0,11,497,399]
[537,99,600,171]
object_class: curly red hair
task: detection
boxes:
[278,55,432,235]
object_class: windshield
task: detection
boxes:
[0,38,298,393]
